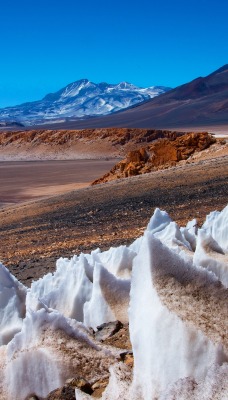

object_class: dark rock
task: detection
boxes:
[95,320,123,341]
[119,351,134,367]
[25,396,40,400]
[68,378,93,395]
[91,377,110,398]
[119,350,133,361]
[45,385,75,399]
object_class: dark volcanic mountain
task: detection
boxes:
[35,65,227,130]
[0,80,170,126]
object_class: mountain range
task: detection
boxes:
[32,64,228,130]
[1,65,227,130]
[0,80,170,126]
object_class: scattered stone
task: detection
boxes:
[91,377,109,398]
[46,377,93,399]
[95,320,123,341]
[120,351,134,367]
[68,378,93,395]
[25,396,40,400]
[45,385,75,400]
[102,323,132,350]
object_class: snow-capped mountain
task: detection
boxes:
[0,79,171,126]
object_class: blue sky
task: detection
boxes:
[0,0,227,107]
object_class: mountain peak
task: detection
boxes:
[0,80,170,125]
[57,64,227,130]
[77,78,90,84]
[62,78,91,91]
[116,82,134,89]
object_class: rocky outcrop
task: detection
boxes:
[0,128,184,160]
[92,132,216,184]
[0,128,183,147]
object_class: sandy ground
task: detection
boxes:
[0,152,227,286]
[0,159,117,208]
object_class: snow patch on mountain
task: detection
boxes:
[0,80,171,126]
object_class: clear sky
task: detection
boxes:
[0,0,227,107]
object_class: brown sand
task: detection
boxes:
[0,159,118,208]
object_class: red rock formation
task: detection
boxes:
[0,128,183,147]
[92,132,216,184]
[0,128,186,160]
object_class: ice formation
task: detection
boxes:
[0,264,26,345]
[128,234,227,399]
[0,205,227,399]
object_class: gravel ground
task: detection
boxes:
[0,155,227,286]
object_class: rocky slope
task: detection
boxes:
[92,132,217,184]
[0,80,170,126]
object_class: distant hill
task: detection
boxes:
[0,80,170,126]
[0,121,24,128]
[35,65,228,130]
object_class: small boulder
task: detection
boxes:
[45,386,75,400]
[95,320,123,341]
[119,351,134,367]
